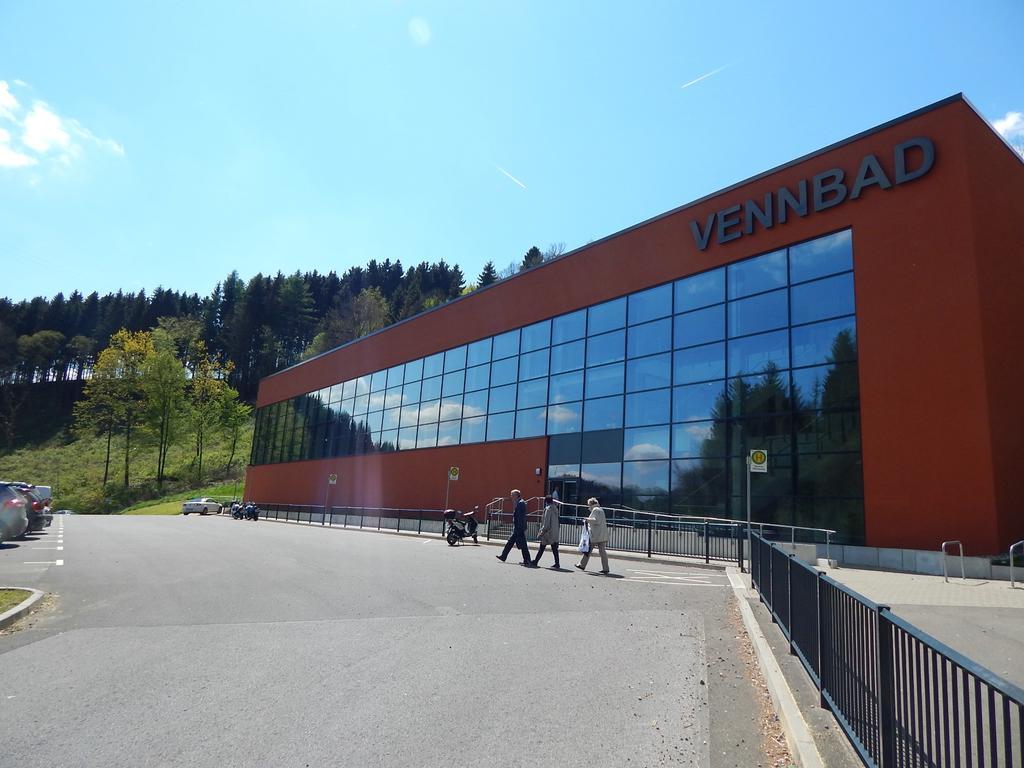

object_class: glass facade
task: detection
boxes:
[251,229,864,542]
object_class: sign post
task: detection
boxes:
[323,473,338,525]
[444,466,460,510]
[746,450,768,570]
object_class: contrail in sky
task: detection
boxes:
[494,163,527,189]
[680,64,729,90]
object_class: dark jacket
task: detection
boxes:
[513,498,527,531]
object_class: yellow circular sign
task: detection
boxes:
[751,450,767,465]
[448,466,460,481]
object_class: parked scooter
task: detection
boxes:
[444,507,478,546]
[231,502,244,520]
[243,502,259,521]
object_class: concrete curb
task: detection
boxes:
[252,515,730,572]
[0,587,44,631]
[726,567,824,768]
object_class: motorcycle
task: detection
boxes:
[444,508,478,546]
[231,502,244,520]
[243,502,259,521]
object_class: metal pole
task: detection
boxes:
[444,475,451,511]
[745,456,752,574]
[322,480,328,525]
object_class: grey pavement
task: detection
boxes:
[0,515,775,767]
[820,565,1024,689]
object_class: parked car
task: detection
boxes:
[3,483,52,532]
[181,497,222,515]
[0,482,29,543]
[33,485,53,506]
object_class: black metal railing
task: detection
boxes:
[750,532,1024,767]
[254,503,451,536]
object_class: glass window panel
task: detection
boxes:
[581,429,624,463]
[585,363,624,398]
[790,229,853,283]
[329,383,344,403]
[797,452,863,497]
[342,379,357,400]
[403,381,421,404]
[791,273,855,326]
[463,389,488,418]
[444,345,467,372]
[729,456,793,499]
[792,362,859,411]
[521,320,551,352]
[583,395,623,431]
[519,349,549,380]
[548,462,581,480]
[386,364,405,389]
[671,458,728,512]
[423,352,444,378]
[421,375,442,401]
[550,433,583,464]
[588,297,626,335]
[490,356,518,386]
[437,420,461,446]
[552,309,586,344]
[440,395,463,422]
[467,338,492,367]
[626,353,671,392]
[382,407,401,431]
[398,427,417,450]
[728,249,787,298]
[370,371,388,392]
[365,410,384,432]
[729,371,791,417]
[623,426,670,460]
[517,378,548,409]
[627,318,671,358]
[461,416,486,444]
[672,420,726,458]
[730,415,793,458]
[355,376,370,396]
[623,460,669,496]
[675,268,725,312]
[400,404,419,428]
[795,497,864,546]
[550,370,584,404]
[791,318,856,368]
[625,388,671,427]
[378,429,398,452]
[442,370,465,396]
[353,394,369,415]
[465,363,490,392]
[340,398,354,419]
[404,358,423,383]
[416,423,438,449]
[673,343,725,384]
[587,330,625,367]
[418,399,440,424]
[580,462,622,505]
[489,383,516,413]
[487,412,515,441]
[550,340,585,374]
[628,284,672,325]
[516,407,547,438]
[368,390,386,412]
[673,381,727,423]
[728,329,790,376]
[674,304,724,349]
[795,410,860,454]
[728,289,788,337]
[547,402,582,434]
[492,329,520,360]
[385,386,403,410]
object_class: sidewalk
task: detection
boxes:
[821,565,1024,689]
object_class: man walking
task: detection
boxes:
[496,488,534,566]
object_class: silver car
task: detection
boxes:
[181,497,222,515]
[0,483,29,542]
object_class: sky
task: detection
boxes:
[1,0,1022,304]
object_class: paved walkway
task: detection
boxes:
[821,565,1024,689]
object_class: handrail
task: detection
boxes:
[1010,539,1024,589]
[941,540,965,583]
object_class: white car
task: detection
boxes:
[181,498,222,515]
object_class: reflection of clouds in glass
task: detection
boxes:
[797,229,850,256]
[624,442,669,460]
[684,423,713,442]
[581,464,619,487]
[549,404,578,424]
[463,402,485,418]
[440,403,462,421]
[437,433,458,446]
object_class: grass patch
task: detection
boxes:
[0,589,32,614]
[120,482,242,514]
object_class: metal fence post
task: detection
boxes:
[418,510,423,535]
[816,571,826,708]
[787,553,796,657]
[737,529,745,572]
[647,521,653,558]
[704,521,710,564]
[876,605,897,767]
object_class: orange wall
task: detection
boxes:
[248,96,1023,554]
[245,437,548,513]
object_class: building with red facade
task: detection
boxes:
[244,94,1024,556]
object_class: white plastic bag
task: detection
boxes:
[578,528,591,554]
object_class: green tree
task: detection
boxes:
[187,342,234,484]
[519,246,543,272]
[477,261,498,286]
[143,329,188,486]
[221,398,252,475]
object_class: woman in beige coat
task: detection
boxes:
[532,495,561,568]
[576,497,610,574]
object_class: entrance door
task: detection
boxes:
[548,478,579,508]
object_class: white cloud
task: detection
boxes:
[993,111,1024,140]
[408,17,432,46]
[624,442,669,461]
[0,81,123,174]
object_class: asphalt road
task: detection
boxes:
[0,515,770,767]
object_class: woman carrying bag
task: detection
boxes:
[575,497,610,574]
[532,495,561,568]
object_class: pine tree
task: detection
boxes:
[477,261,498,287]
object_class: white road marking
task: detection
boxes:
[422,539,433,544]
[24,561,57,565]
[623,580,726,587]
[56,559,63,565]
